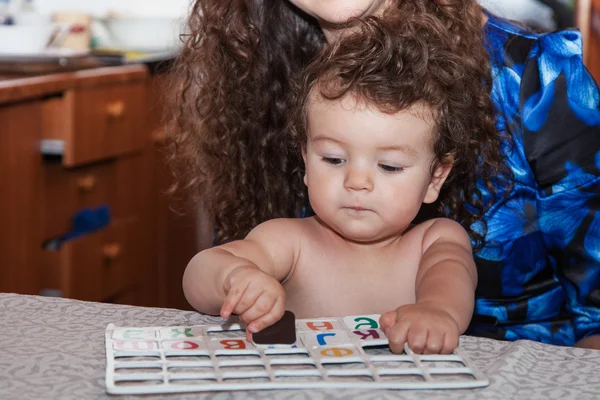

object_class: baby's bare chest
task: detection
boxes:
[283,241,422,318]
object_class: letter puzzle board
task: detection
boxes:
[105,314,489,394]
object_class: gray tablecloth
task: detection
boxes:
[1,293,599,400]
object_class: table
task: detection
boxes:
[1,293,599,399]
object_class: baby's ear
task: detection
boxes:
[301,147,308,187]
[423,155,454,204]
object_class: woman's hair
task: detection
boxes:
[289,9,509,248]
[168,0,509,246]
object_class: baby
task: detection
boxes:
[183,15,503,354]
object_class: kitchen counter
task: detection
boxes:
[0,50,177,104]
[0,65,148,104]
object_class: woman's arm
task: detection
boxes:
[520,30,600,345]
[575,335,600,349]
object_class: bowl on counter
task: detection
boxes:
[96,16,184,53]
[0,23,71,55]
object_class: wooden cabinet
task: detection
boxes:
[577,0,600,81]
[0,65,201,309]
[67,82,146,166]
[0,100,44,296]
[39,158,146,302]
[44,218,141,302]
[145,73,208,311]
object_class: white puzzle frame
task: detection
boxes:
[105,315,489,394]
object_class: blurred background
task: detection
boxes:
[0,0,189,59]
[0,0,586,67]
[481,0,576,31]
[0,0,598,312]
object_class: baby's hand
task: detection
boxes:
[220,265,286,334]
[379,302,459,354]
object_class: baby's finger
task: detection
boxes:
[232,287,265,320]
[407,326,428,354]
[247,297,285,333]
[386,323,409,354]
[423,332,444,355]
[379,311,397,334]
[220,282,249,318]
[441,331,459,354]
[239,293,278,329]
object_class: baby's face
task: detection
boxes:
[303,95,449,243]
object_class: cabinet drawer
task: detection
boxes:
[41,220,140,302]
[72,82,145,165]
[53,82,146,167]
[103,220,141,299]
[43,161,114,240]
[42,155,143,241]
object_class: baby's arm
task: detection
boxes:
[380,218,477,354]
[182,219,298,332]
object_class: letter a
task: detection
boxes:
[353,317,378,329]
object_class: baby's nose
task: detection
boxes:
[344,167,374,191]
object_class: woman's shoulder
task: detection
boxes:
[483,9,540,40]
[483,9,584,69]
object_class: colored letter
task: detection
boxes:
[171,328,193,338]
[220,339,246,349]
[320,348,354,357]
[123,329,144,339]
[170,341,199,350]
[317,333,336,345]
[353,317,378,329]
[113,340,157,351]
[307,321,334,331]
[353,330,380,340]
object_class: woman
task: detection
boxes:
[168,0,600,348]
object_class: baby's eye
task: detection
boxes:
[322,157,345,165]
[379,164,404,173]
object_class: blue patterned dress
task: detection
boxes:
[468,11,600,346]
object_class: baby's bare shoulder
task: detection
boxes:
[403,218,468,244]
[248,217,324,246]
[249,218,303,236]
[405,218,471,255]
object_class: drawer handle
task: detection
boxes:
[106,101,126,120]
[152,128,167,144]
[103,243,122,261]
[77,175,96,192]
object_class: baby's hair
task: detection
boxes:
[290,10,510,248]
[167,0,510,246]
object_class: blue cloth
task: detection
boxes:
[43,205,111,251]
[468,11,600,345]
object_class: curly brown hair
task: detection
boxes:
[289,9,508,248]
[168,0,510,246]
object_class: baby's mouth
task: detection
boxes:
[344,206,371,212]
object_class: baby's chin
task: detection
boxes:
[334,224,398,245]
